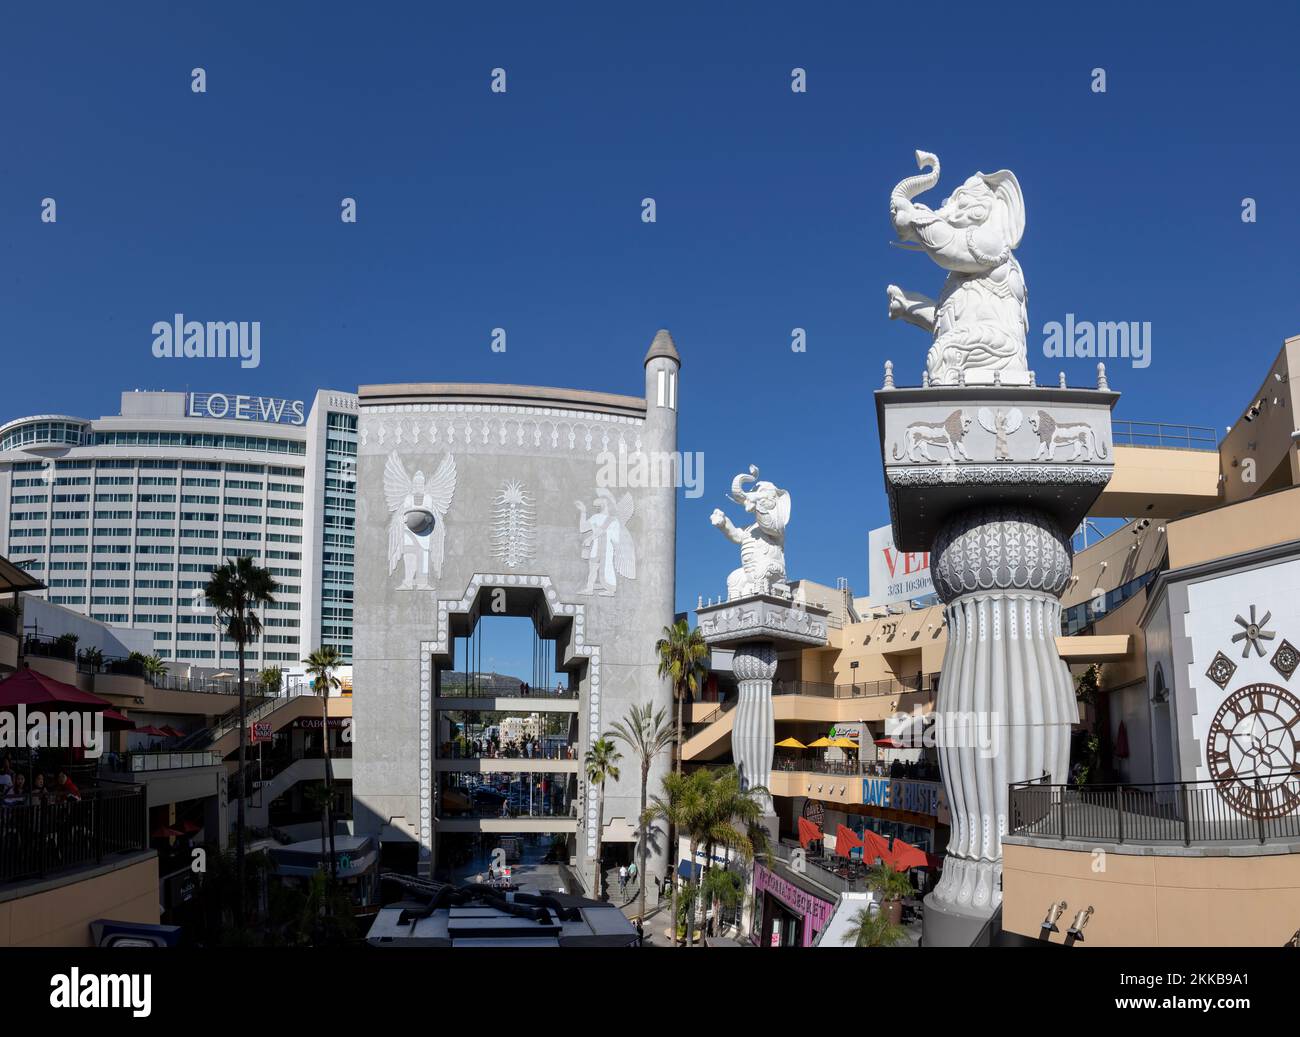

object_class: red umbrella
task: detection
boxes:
[797,816,823,849]
[151,825,185,839]
[863,829,893,867]
[834,824,863,859]
[101,709,136,730]
[1114,721,1130,759]
[135,725,169,737]
[0,668,114,710]
[889,838,929,872]
[159,725,185,738]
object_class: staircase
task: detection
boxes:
[175,686,306,750]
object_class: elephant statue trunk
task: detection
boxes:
[890,150,940,229]
[730,466,759,507]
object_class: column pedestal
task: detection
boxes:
[875,379,1118,946]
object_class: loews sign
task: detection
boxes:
[188,392,306,426]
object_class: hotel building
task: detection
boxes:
[0,388,359,670]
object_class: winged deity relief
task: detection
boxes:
[385,451,457,590]
[576,488,636,595]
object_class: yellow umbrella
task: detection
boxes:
[831,738,859,749]
[807,737,834,748]
[775,737,807,749]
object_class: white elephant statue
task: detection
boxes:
[710,466,790,600]
[886,150,1029,386]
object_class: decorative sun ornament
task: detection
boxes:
[1232,604,1276,659]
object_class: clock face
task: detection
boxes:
[1205,683,1300,820]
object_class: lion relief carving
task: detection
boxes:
[892,410,973,463]
[1028,410,1108,461]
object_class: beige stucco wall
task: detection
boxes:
[1092,445,1221,519]
[0,853,160,947]
[1003,840,1300,946]
[1166,484,1300,570]
[1218,336,1300,505]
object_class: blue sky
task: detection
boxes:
[3,1,1299,676]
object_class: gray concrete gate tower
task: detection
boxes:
[352,332,681,893]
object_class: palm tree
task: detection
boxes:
[609,702,674,921]
[683,767,768,946]
[643,769,708,946]
[205,556,277,926]
[584,736,622,899]
[699,865,745,938]
[840,905,908,947]
[864,861,914,925]
[303,781,332,879]
[127,650,167,683]
[303,647,343,879]
[655,619,708,775]
[258,666,284,696]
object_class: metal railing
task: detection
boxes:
[1111,420,1218,451]
[773,673,939,700]
[772,756,861,776]
[437,681,578,700]
[108,751,222,773]
[21,633,77,661]
[685,674,939,739]
[77,655,146,679]
[439,743,578,762]
[1008,772,1300,845]
[0,785,148,884]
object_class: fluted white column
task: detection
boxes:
[731,643,777,813]
[928,506,1077,917]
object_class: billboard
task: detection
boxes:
[868,524,935,605]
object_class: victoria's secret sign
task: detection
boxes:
[753,863,835,946]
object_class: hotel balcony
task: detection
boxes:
[1002,774,1300,946]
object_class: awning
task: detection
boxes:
[775,737,807,749]
[0,555,45,594]
[797,816,823,849]
[0,668,114,710]
[677,859,702,881]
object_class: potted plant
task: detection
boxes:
[865,862,913,925]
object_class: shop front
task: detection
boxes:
[750,861,836,948]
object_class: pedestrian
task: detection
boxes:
[619,864,628,894]
[56,769,81,802]
[628,859,637,886]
